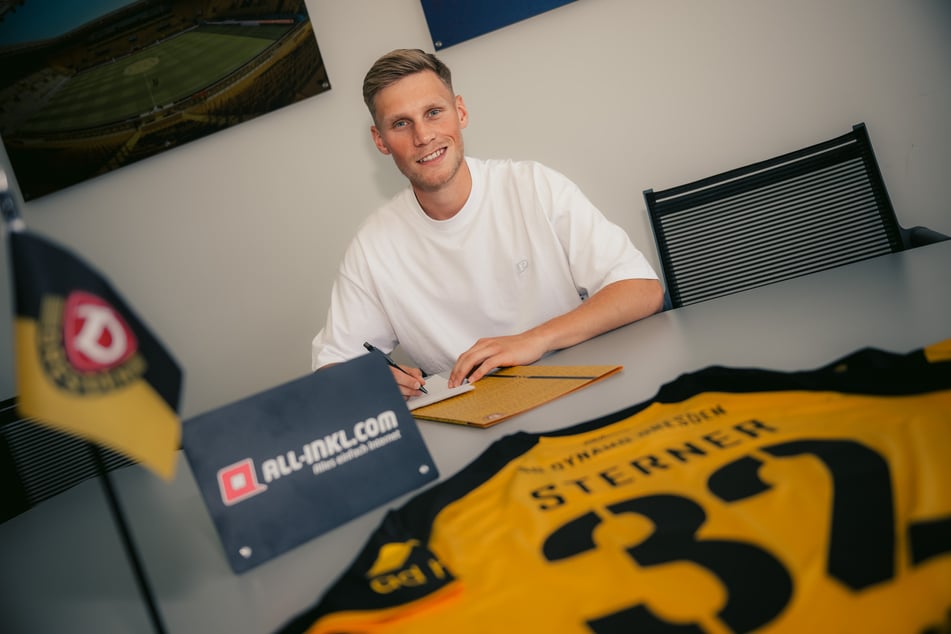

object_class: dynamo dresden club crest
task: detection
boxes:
[38,290,147,395]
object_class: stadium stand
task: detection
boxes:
[0,0,327,199]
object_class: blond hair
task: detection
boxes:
[362,49,453,122]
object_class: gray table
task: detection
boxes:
[3,241,950,633]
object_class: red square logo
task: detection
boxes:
[218,458,267,506]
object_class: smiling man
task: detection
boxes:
[311,48,663,397]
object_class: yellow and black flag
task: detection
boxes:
[7,226,183,480]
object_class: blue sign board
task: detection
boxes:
[183,353,438,573]
[421,0,577,49]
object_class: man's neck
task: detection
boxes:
[414,160,473,221]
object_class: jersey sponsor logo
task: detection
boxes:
[366,540,421,577]
[37,292,146,395]
[365,539,453,595]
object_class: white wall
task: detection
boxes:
[1,0,949,416]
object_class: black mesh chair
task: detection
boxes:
[644,123,948,308]
[0,397,133,522]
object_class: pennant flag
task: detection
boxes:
[7,228,183,479]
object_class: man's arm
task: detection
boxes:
[447,278,664,387]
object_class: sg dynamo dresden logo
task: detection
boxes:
[38,291,147,394]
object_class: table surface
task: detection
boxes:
[3,241,950,633]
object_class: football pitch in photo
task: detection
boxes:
[2,11,330,200]
[20,24,295,134]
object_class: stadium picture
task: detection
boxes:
[0,0,331,200]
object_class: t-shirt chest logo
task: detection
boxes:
[516,259,530,275]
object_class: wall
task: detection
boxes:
[1,0,949,416]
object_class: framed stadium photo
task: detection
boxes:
[0,0,331,200]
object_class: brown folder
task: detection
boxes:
[412,365,622,428]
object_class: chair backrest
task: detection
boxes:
[0,397,133,523]
[644,123,906,308]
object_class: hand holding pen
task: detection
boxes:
[363,342,428,395]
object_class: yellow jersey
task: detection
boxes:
[280,340,951,634]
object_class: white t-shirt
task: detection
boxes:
[311,158,657,374]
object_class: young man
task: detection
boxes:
[312,49,663,396]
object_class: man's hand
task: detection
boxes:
[448,333,548,387]
[447,278,664,388]
[391,365,427,398]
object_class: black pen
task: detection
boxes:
[363,342,428,393]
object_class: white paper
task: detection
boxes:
[407,374,474,410]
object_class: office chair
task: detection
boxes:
[644,123,948,308]
[0,397,133,523]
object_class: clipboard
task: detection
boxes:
[411,365,622,428]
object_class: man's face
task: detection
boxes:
[370,70,468,195]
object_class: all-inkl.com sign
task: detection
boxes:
[183,353,438,573]
[216,408,405,506]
